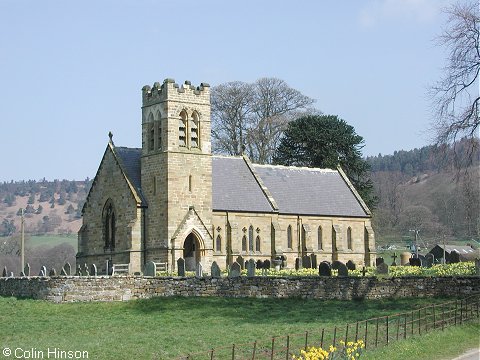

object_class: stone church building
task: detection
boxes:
[77,78,376,274]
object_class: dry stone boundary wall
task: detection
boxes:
[0,276,479,303]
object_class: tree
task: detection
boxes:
[430,1,479,166]
[273,115,376,209]
[211,77,316,163]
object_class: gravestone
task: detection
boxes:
[20,271,25,277]
[425,253,435,268]
[247,259,256,277]
[177,258,186,277]
[256,260,263,269]
[229,262,241,278]
[60,268,67,276]
[310,254,317,269]
[211,262,221,278]
[409,257,421,267]
[376,257,384,266]
[24,263,30,277]
[377,262,389,275]
[41,266,47,276]
[236,256,245,269]
[346,260,356,271]
[418,255,426,267]
[263,259,271,269]
[144,261,156,277]
[391,253,398,266]
[2,266,7,277]
[49,268,56,276]
[302,255,312,269]
[195,262,203,277]
[39,269,46,277]
[295,258,301,270]
[449,251,460,264]
[76,265,82,276]
[90,264,97,277]
[319,261,332,276]
[9,272,13,277]
[64,262,71,276]
[400,252,411,266]
[332,261,348,276]
[361,266,367,277]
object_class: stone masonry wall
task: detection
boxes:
[0,276,478,303]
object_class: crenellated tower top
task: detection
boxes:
[141,78,210,107]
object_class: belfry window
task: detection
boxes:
[156,111,162,150]
[190,112,199,148]
[179,111,187,147]
[149,125,155,151]
[103,200,115,250]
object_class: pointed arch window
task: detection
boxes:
[242,235,247,252]
[287,225,293,249]
[103,200,115,250]
[156,110,162,151]
[317,226,323,250]
[255,236,261,252]
[248,225,254,252]
[147,112,155,151]
[347,227,353,250]
[216,235,222,252]
[179,111,187,147]
[190,112,199,148]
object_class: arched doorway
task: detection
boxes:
[183,233,201,271]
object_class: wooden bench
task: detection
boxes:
[112,263,130,276]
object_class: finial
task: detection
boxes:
[108,131,114,145]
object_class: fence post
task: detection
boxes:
[460,299,463,325]
[375,318,379,348]
[270,337,275,360]
[403,314,407,340]
[442,304,445,331]
[304,331,308,351]
[411,311,414,336]
[454,300,458,326]
[418,309,421,335]
[210,348,214,360]
[345,323,349,344]
[396,316,400,341]
[365,320,368,349]
[252,341,257,360]
[433,304,436,330]
[355,321,359,342]
[286,335,290,360]
[333,327,337,348]
[320,329,324,349]
[386,316,389,346]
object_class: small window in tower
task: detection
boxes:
[190,112,199,148]
[157,124,162,150]
[188,175,192,192]
[179,111,187,147]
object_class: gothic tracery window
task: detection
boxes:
[103,200,115,250]
[179,110,187,147]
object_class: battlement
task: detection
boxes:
[142,78,210,106]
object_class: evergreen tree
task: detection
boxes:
[273,115,376,209]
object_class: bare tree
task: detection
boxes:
[211,77,316,163]
[430,1,479,166]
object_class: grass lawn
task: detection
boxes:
[0,296,476,359]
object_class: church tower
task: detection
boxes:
[141,79,213,271]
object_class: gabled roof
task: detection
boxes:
[433,244,476,255]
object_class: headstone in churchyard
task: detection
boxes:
[144,261,156,277]
[409,257,421,267]
[425,253,434,268]
[195,262,203,277]
[64,262,71,276]
[332,261,348,276]
[295,258,301,270]
[177,258,186,277]
[49,268,56,276]
[236,256,245,269]
[84,263,90,276]
[376,257,384,266]
[449,251,460,264]
[263,259,271,269]
[302,255,312,269]
[9,272,13,277]
[24,263,30,277]
[20,271,25,277]
[256,260,263,269]
[247,259,256,277]
[90,264,97,277]
[319,261,332,276]
[391,253,398,266]
[361,266,367,277]
[310,254,317,269]
[76,265,82,276]
[2,266,7,277]
[39,269,45,277]
[377,262,389,275]
[41,266,47,276]
[229,262,241,278]
[400,252,411,266]
[346,260,356,271]
[418,255,426,267]
[211,261,221,278]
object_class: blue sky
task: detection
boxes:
[0,0,455,182]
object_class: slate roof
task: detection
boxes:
[433,244,476,255]
[252,164,369,217]
[113,147,146,205]
[212,156,273,213]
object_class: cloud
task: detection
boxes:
[358,0,447,28]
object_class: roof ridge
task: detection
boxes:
[253,163,337,172]
[242,155,279,212]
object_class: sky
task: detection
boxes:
[0,0,457,182]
